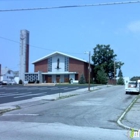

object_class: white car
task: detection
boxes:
[125,81,140,94]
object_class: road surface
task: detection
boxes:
[0,86,137,140]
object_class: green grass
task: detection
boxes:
[57,94,77,100]
[56,83,104,86]
[0,105,20,115]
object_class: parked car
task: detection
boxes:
[2,81,7,85]
[125,81,140,94]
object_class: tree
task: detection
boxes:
[130,76,140,81]
[118,69,123,77]
[79,74,86,84]
[96,67,107,84]
[92,44,124,81]
[117,77,124,85]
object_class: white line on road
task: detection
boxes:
[63,87,79,90]
[0,92,27,97]
[0,92,5,94]
[3,114,39,116]
[14,92,47,99]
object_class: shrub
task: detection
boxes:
[19,79,23,84]
[36,80,40,83]
[117,77,124,85]
[69,78,73,84]
[96,67,107,84]
[79,74,86,84]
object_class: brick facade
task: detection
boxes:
[69,58,90,82]
[34,56,93,83]
[34,59,48,72]
[25,44,29,72]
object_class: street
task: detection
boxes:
[0,86,137,140]
[0,85,88,104]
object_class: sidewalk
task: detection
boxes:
[0,85,110,114]
[121,95,140,130]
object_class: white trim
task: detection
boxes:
[25,72,38,74]
[42,72,77,75]
[32,51,90,64]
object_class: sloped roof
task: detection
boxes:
[1,67,19,76]
[1,67,10,75]
[32,51,90,64]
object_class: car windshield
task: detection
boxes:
[129,82,137,85]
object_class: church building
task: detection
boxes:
[25,51,93,83]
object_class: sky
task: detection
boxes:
[0,0,140,78]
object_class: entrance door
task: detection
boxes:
[56,75,60,83]
[64,75,69,82]
[46,75,52,83]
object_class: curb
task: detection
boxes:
[117,95,139,131]
[0,106,20,115]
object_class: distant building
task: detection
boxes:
[19,30,29,82]
[0,67,19,83]
[25,51,93,83]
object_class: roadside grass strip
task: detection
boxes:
[0,106,20,115]
[57,94,78,100]
[117,94,140,131]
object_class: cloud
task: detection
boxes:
[127,20,140,33]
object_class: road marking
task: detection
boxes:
[63,87,79,90]
[0,92,28,97]
[59,87,68,89]
[0,92,5,94]
[3,114,39,116]
[26,88,40,90]
[14,92,47,98]
[51,88,59,90]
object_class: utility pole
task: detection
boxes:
[114,60,116,85]
[85,51,91,91]
[114,60,115,78]
[88,51,91,91]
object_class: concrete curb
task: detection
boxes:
[117,95,139,131]
[24,83,56,86]
[0,106,19,115]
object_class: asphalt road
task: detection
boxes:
[0,85,89,104]
[0,86,137,140]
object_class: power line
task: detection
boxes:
[0,1,140,12]
[0,36,86,54]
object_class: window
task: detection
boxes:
[48,57,52,72]
[65,57,69,71]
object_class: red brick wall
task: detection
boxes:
[69,58,88,81]
[34,59,48,72]
[84,63,89,82]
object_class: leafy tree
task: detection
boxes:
[117,77,124,85]
[130,76,140,81]
[96,67,107,84]
[118,69,123,77]
[92,44,124,81]
[79,74,86,84]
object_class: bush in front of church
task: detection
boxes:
[79,74,86,84]
[19,79,23,84]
